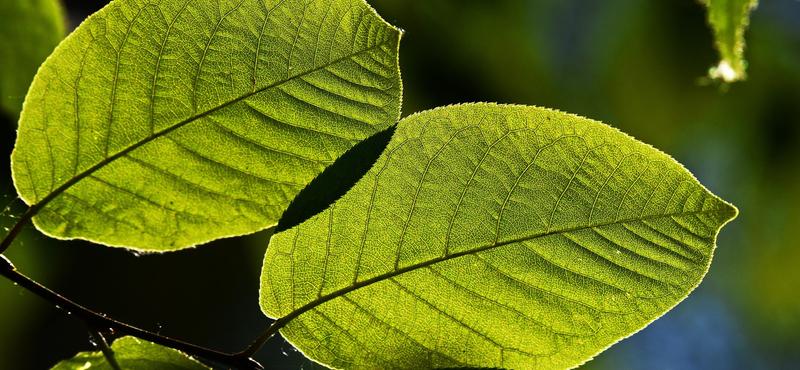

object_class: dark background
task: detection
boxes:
[1,0,799,369]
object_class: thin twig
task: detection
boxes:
[88,327,122,370]
[0,254,14,272]
[0,211,265,370]
[0,266,264,369]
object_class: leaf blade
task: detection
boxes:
[12,0,402,251]
[702,0,758,82]
[260,103,737,369]
[51,336,209,370]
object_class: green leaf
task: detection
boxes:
[51,336,209,370]
[11,0,402,251]
[701,0,758,82]
[0,0,65,117]
[277,125,396,233]
[259,104,738,369]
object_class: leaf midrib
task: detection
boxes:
[270,207,731,329]
[26,39,395,215]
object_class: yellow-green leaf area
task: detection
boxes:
[51,336,208,370]
[0,0,65,117]
[260,103,738,369]
[701,0,758,82]
[12,0,402,251]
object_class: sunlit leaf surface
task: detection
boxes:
[260,103,737,369]
[51,336,209,370]
[12,0,402,251]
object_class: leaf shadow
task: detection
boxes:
[275,125,397,233]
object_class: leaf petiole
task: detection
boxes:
[88,327,122,370]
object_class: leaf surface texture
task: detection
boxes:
[51,336,208,370]
[260,104,738,369]
[12,0,402,250]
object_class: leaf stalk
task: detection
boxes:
[88,327,122,370]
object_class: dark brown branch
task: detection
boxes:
[0,254,13,272]
[0,212,264,370]
[0,266,263,369]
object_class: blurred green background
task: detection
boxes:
[0,0,798,369]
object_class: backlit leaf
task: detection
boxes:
[51,336,208,370]
[260,103,737,369]
[701,0,758,82]
[12,0,402,251]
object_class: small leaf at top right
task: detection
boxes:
[701,0,759,82]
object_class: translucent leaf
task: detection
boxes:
[12,0,402,251]
[701,0,758,82]
[0,0,65,117]
[51,336,208,370]
[260,104,738,369]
